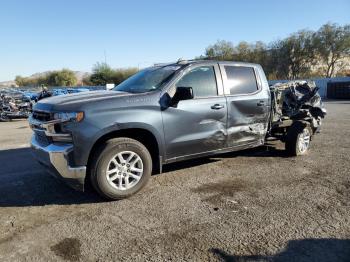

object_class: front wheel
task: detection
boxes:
[285,121,312,156]
[90,137,152,200]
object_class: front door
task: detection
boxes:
[161,64,228,160]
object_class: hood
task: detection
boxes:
[34,90,138,112]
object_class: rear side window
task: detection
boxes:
[224,66,258,95]
[176,66,218,97]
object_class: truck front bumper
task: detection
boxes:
[31,135,87,191]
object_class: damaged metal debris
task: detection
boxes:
[270,81,327,131]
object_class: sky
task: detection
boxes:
[0,0,349,81]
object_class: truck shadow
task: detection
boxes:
[219,143,288,159]
[210,238,350,262]
[0,147,103,207]
[0,143,286,207]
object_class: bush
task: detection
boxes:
[89,62,137,86]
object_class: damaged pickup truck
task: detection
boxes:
[29,60,326,200]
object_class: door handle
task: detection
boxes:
[257,101,265,106]
[211,104,224,110]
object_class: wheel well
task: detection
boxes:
[87,128,160,174]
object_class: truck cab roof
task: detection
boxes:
[153,59,261,69]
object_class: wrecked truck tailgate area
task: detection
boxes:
[270,81,326,132]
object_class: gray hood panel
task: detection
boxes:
[34,91,136,112]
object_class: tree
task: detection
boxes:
[82,73,93,86]
[90,62,115,85]
[205,40,235,60]
[279,30,315,79]
[251,41,273,77]
[313,23,350,77]
[15,75,37,87]
[46,69,77,86]
[268,40,290,79]
[36,75,49,86]
[202,23,350,80]
[55,69,77,86]
[15,75,26,87]
[233,41,252,62]
[110,68,138,85]
[89,62,137,86]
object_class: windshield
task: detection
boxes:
[113,65,182,93]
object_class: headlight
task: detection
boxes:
[53,112,84,122]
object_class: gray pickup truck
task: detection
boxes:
[29,60,326,200]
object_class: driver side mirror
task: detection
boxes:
[172,86,194,105]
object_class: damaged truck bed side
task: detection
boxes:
[270,81,326,155]
[29,60,326,200]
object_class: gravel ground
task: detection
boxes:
[0,101,349,262]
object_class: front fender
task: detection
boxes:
[72,121,165,167]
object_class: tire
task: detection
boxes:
[0,112,9,122]
[285,121,312,156]
[90,137,152,200]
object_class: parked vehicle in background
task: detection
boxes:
[0,93,31,121]
[23,91,39,101]
[52,89,68,96]
[29,60,326,200]
[51,87,90,96]
[66,88,90,94]
[36,86,53,101]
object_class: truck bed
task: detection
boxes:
[269,81,326,132]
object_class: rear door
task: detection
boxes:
[162,63,228,160]
[219,63,270,147]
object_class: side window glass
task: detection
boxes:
[224,66,258,95]
[176,66,218,97]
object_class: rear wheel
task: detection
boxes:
[285,121,312,156]
[90,137,152,200]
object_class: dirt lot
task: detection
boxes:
[0,101,349,262]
